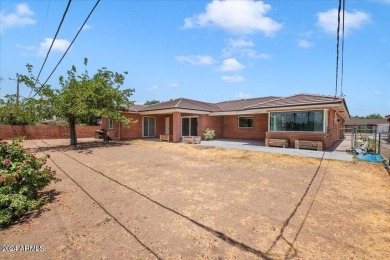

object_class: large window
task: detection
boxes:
[143,117,156,137]
[270,110,325,132]
[238,117,254,128]
[182,117,198,136]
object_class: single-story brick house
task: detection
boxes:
[102,93,350,150]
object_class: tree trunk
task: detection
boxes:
[69,117,77,146]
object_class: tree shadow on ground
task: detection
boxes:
[26,140,130,155]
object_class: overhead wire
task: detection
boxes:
[335,0,342,98]
[42,0,52,37]
[28,0,72,98]
[340,0,346,97]
[31,0,101,98]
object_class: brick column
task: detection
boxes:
[172,112,182,142]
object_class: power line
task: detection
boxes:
[340,0,346,97]
[32,0,101,98]
[29,0,72,98]
[335,0,342,98]
[42,0,52,37]
[335,0,346,98]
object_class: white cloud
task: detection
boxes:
[182,0,282,35]
[0,3,36,33]
[169,83,179,88]
[175,55,216,65]
[15,44,36,51]
[147,85,159,94]
[235,91,251,98]
[81,24,92,30]
[219,58,245,71]
[244,49,271,59]
[298,39,312,48]
[374,90,382,95]
[227,38,254,48]
[223,38,271,59]
[299,31,313,38]
[221,75,245,83]
[317,9,370,35]
[38,38,70,56]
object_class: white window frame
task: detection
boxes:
[108,118,114,129]
[181,116,198,136]
[238,116,254,128]
[142,116,156,137]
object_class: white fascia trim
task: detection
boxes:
[263,103,341,112]
[140,108,210,115]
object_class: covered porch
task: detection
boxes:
[140,111,223,142]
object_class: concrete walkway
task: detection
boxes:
[200,139,353,161]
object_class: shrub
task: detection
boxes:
[203,128,215,141]
[0,138,60,227]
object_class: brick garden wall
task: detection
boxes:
[0,125,101,140]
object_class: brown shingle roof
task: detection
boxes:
[344,118,388,126]
[129,94,348,115]
[215,96,280,111]
[247,94,343,109]
[127,104,148,112]
[140,98,221,112]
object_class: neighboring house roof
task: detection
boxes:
[215,96,280,111]
[344,118,388,126]
[139,98,221,112]
[128,93,350,118]
[247,94,343,109]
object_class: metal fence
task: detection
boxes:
[347,127,390,166]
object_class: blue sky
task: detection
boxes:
[0,0,389,117]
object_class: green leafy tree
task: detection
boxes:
[144,100,160,105]
[0,94,54,125]
[20,58,135,145]
[352,114,383,119]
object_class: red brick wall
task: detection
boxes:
[198,115,223,139]
[0,125,101,140]
[101,113,143,140]
[172,112,181,142]
[222,114,268,140]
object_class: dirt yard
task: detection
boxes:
[1,139,389,259]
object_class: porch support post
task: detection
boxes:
[172,112,182,142]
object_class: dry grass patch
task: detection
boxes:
[130,140,320,169]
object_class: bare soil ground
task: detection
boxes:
[1,139,389,259]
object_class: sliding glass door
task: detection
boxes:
[182,117,198,136]
[143,117,156,137]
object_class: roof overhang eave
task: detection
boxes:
[139,108,211,115]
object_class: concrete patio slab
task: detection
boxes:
[200,139,353,161]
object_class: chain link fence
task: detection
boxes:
[345,127,390,166]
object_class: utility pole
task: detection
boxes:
[9,74,20,105]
